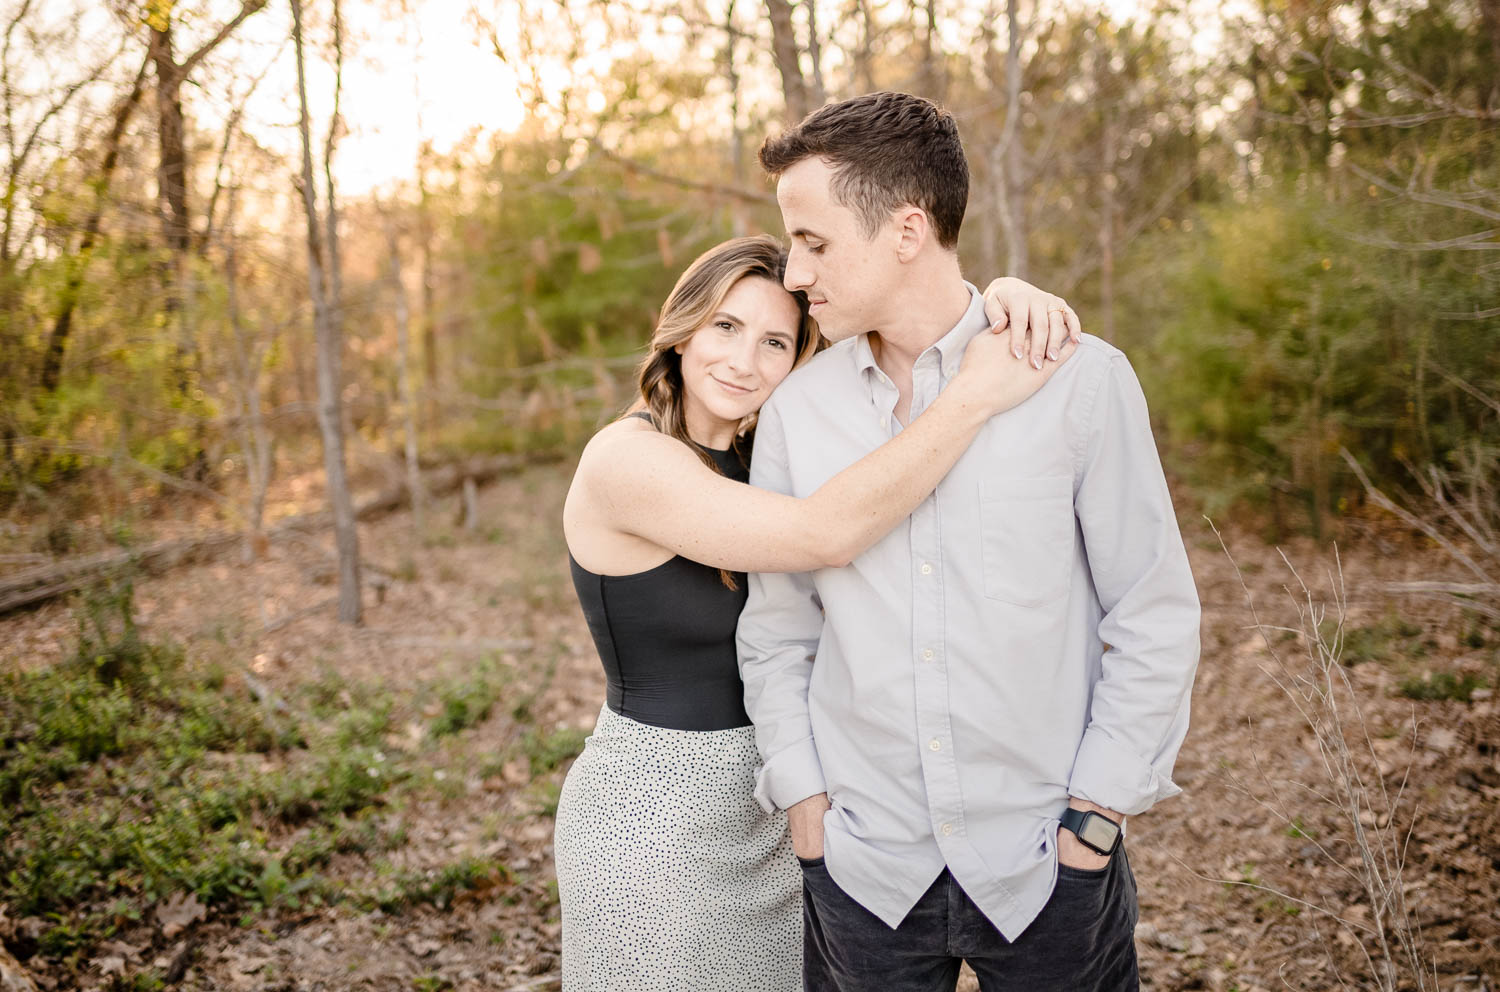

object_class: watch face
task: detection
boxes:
[1080,814,1120,852]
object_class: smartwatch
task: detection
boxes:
[1059,807,1122,857]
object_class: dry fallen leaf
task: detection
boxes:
[155,891,206,938]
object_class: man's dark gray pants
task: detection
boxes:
[799,847,1140,991]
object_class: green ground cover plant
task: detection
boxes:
[0,581,565,967]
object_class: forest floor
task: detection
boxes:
[1,458,1498,992]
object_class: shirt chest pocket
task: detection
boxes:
[978,476,1076,607]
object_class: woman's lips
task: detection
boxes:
[712,375,753,395]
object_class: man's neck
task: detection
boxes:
[869,264,972,381]
[868,261,972,426]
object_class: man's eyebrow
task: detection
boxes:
[788,227,826,241]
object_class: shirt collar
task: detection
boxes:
[852,282,989,384]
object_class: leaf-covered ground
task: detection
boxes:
[1,460,1496,992]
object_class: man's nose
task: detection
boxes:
[784,249,812,292]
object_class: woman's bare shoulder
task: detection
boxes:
[576,416,695,484]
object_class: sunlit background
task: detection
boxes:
[2,0,1493,524]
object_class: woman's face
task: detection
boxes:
[675,275,802,438]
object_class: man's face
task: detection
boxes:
[775,157,898,343]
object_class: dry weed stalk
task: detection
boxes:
[1209,520,1437,992]
[1338,368,1500,624]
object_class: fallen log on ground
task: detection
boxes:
[0,450,564,616]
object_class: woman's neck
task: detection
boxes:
[683,409,738,451]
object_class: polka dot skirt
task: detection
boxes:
[554,705,802,990]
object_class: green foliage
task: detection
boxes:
[363,857,511,913]
[520,726,587,777]
[1331,614,1427,667]
[1126,182,1496,529]
[428,657,508,738]
[0,581,505,960]
[1397,671,1487,703]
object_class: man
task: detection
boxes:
[736,91,1201,991]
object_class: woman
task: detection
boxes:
[555,235,1077,990]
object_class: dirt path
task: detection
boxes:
[2,462,1496,991]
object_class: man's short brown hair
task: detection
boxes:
[759,91,969,250]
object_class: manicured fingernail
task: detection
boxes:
[1013,348,1023,360]
[1047,348,1058,361]
[1031,356,1042,369]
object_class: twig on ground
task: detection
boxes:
[500,974,560,992]
[262,595,337,634]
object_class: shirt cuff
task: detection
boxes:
[752,737,827,814]
[1067,724,1182,817]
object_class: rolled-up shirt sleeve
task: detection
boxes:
[1068,354,1202,816]
[736,396,828,814]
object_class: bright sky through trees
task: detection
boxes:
[177,0,1243,198]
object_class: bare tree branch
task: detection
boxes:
[177,0,270,80]
[594,143,774,205]
[1348,163,1500,225]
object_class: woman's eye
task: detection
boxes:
[716,321,735,332]
[766,338,787,350]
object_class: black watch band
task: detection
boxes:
[1059,807,1122,857]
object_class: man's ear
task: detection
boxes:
[893,206,929,263]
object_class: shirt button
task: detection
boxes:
[920,562,933,575]
[928,738,942,752]
[880,416,889,429]
[921,648,935,662]
[941,823,953,836]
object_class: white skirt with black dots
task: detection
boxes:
[553,704,801,991]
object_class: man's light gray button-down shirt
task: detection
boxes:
[736,285,1201,939]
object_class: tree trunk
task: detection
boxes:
[224,190,274,561]
[143,1,267,475]
[805,0,826,110]
[386,220,425,537]
[292,0,361,625]
[417,142,438,409]
[765,0,810,123]
[39,53,151,393]
[919,0,945,100]
[853,0,877,92]
[1096,43,1116,342]
[148,24,196,408]
[1000,0,1028,279]
[323,0,346,346]
[722,0,748,235]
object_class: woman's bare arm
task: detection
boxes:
[576,328,1075,574]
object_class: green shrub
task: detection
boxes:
[1124,183,1497,531]
[1397,671,1486,702]
[429,659,507,738]
[364,856,511,913]
[521,726,587,777]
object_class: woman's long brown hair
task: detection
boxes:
[632,235,823,587]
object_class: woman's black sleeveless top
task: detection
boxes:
[568,417,751,731]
